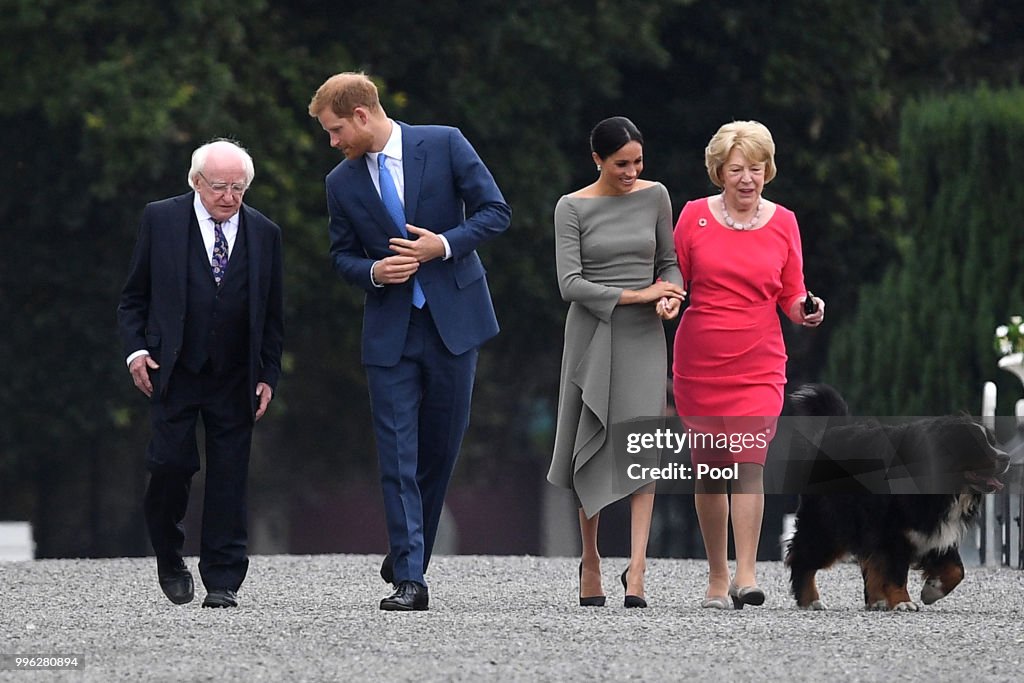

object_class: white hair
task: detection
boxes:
[187,139,255,190]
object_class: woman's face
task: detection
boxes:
[595,140,643,194]
[720,146,765,208]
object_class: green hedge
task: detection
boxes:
[824,87,1024,415]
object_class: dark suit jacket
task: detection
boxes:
[117,192,284,413]
[325,123,511,366]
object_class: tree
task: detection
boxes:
[312,0,691,473]
[825,87,1024,416]
[3,0,1023,557]
[0,0,685,555]
[0,0,351,556]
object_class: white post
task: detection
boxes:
[981,382,998,565]
[982,381,996,430]
[0,522,35,561]
[1015,400,1024,567]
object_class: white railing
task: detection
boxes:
[981,365,1024,568]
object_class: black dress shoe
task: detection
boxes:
[202,589,238,608]
[380,553,395,585]
[379,580,429,611]
[157,566,194,605]
[578,562,606,607]
[621,568,648,608]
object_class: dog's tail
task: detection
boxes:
[788,383,850,417]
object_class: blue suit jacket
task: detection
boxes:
[117,192,285,412]
[325,123,511,366]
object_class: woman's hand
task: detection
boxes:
[656,296,681,320]
[621,280,687,306]
[793,295,825,327]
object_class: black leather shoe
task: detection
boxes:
[578,562,606,607]
[621,568,648,608]
[379,580,428,611]
[157,565,194,605]
[202,589,238,608]
[380,553,395,585]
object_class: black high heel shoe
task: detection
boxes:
[621,568,648,608]
[578,562,606,607]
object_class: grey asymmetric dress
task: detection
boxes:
[548,182,683,517]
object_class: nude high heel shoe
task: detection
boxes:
[728,581,765,610]
[701,595,731,609]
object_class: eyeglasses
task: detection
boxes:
[198,171,248,196]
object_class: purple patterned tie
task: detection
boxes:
[212,220,228,286]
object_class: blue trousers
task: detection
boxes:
[366,306,478,586]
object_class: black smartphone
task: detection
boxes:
[803,291,818,316]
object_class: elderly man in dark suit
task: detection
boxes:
[117,139,284,608]
[309,73,510,611]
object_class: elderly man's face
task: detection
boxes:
[195,149,248,221]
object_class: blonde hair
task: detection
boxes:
[308,72,383,118]
[705,121,777,188]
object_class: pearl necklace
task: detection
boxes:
[721,193,763,230]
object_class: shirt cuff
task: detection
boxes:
[438,234,452,261]
[369,261,385,288]
[126,350,150,367]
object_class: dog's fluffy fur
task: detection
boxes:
[784,384,1009,611]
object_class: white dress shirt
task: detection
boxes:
[366,120,451,288]
[193,192,240,262]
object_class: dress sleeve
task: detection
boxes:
[654,184,683,287]
[779,209,807,320]
[554,197,622,322]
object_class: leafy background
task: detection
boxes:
[2,0,1022,558]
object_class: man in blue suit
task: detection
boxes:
[309,73,511,611]
[118,139,284,608]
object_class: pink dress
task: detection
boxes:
[672,197,806,465]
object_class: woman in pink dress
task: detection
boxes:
[672,121,825,609]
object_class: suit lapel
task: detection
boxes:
[175,195,195,311]
[241,205,266,339]
[348,160,404,239]
[401,123,426,225]
[241,206,260,314]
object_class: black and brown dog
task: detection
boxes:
[784,384,1009,611]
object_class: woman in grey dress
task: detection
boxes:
[548,117,685,608]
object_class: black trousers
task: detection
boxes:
[144,363,252,592]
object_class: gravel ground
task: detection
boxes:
[1,554,1023,682]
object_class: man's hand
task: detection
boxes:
[389,225,446,263]
[255,382,273,421]
[129,354,159,397]
[372,256,420,284]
